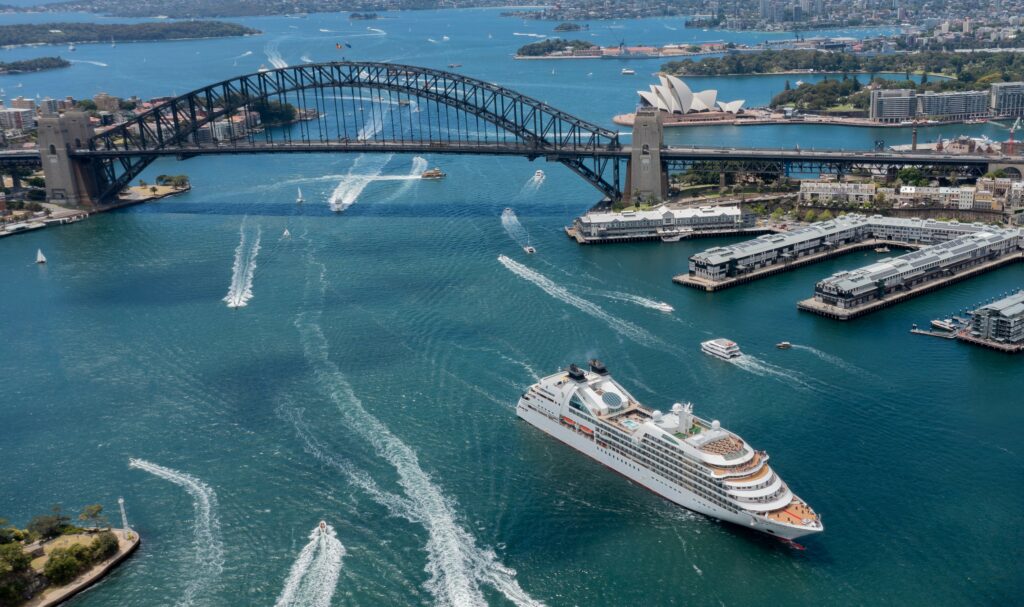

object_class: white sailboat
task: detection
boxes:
[111,36,116,47]
[282,228,291,238]
[36,249,47,264]
[296,187,304,203]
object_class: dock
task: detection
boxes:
[674,239,915,292]
[796,252,1024,320]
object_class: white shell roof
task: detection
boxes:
[636,76,743,114]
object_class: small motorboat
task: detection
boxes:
[534,169,545,180]
[296,187,304,204]
[621,68,635,75]
[36,249,47,264]
[318,520,327,533]
[447,63,462,68]
[523,245,536,254]
[776,341,792,349]
[67,43,76,51]
[258,64,270,73]
[421,167,446,180]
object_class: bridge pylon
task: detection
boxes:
[38,111,100,207]
[624,108,668,205]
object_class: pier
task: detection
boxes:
[796,253,1024,320]
[565,225,773,245]
[674,239,915,292]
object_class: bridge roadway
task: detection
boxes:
[1,143,1010,169]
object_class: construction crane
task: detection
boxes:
[1008,117,1021,155]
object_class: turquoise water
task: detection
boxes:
[2,9,1022,607]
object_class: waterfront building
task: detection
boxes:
[38,97,60,116]
[688,214,1001,282]
[990,82,1024,118]
[869,89,916,123]
[9,96,36,112]
[798,181,877,205]
[637,76,745,116]
[970,291,1024,344]
[812,229,1022,309]
[572,205,754,243]
[916,90,990,121]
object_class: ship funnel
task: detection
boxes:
[588,359,608,375]
[674,402,693,433]
[567,363,586,382]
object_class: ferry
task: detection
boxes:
[421,167,446,180]
[621,68,636,75]
[517,361,823,540]
[776,341,792,350]
[701,338,742,360]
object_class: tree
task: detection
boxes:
[149,186,158,195]
[137,179,146,188]
[42,548,84,585]
[0,543,31,604]
[784,79,791,91]
[27,506,70,541]
[89,531,118,562]
[803,209,817,222]
[818,210,834,221]
[770,207,785,221]
[0,518,15,545]
[78,505,107,531]
[920,71,928,84]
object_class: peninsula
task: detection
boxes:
[0,21,259,47]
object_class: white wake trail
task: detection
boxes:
[223,222,261,308]
[328,154,394,212]
[728,355,815,392]
[293,261,544,607]
[500,208,530,247]
[598,291,674,313]
[356,106,390,141]
[265,41,288,68]
[68,59,108,67]
[300,54,313,63]
[377,156,429,203]
[367,27,386,35]
[513,32,547,38]
[128,459,223,607]
[791,344,875,378]
[274,523,346,607]
[519,173,544,196]
[498,255,663,348]
[232,50,253,59]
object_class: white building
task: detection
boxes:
[0,108,36,131]
[573,205,754,243]
[798,181,877,205]
[638,76,745,115]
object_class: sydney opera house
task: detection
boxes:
[637,75,746,117]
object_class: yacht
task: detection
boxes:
[776,341,792,350]
[421,167,446,180]
[517,361,823,541]
[874,246,890,253]
[534,169,545,180]
[621,68,636,75]
[36,249,47,264]
[296,187,304,204]
[67,43,76,51]
[931,318,956,332]
[701,338,742,360]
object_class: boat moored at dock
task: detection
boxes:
[516,361,823,540]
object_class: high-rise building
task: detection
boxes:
[869,89,916,122]
[0,108,36,131]
[10,96,36,111]
[39,97,60,116]
[759,0,771,19]
[93,92,122,113]
[991,82,1024,118]
[916,90,990,121]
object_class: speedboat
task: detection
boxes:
[701,338,742,360]
[68,43,76,51]
[523,245,536,254]
[621,68,635,75]
[421,167,446,180]
[318,520,327,533]
[776,341,792,349]
[448,63,462,68]
[258,64,270,73]
[296,187,304,204]
[36,249,47,264]
[534,169,545,179]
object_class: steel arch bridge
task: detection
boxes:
[78,61,623,203]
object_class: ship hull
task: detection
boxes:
[517,399,817,541]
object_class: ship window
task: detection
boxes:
[601,392,622,408]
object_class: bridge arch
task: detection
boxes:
[84,62,622,203]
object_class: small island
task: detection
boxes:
[515,38,598,58]
[0,21,259,47]
[0,57,69,75]
[348,12,378,20]
[0,504,139,607]
[553,22,587,32]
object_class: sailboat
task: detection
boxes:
[111,36,116,47]
[36,249,47,264]
[296,187,304,203]
[282,228,291,238]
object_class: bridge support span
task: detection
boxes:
[38,112,99,207]
[625,108,667,203]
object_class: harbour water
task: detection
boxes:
[1,8,1022,606]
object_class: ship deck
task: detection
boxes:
[766,498,820,527]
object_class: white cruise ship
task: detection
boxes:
[701,338,742,360]
[517,361,823,541]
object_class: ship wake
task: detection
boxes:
[729,355,816,392]
[498,255,664,349]
[223,221,261,308]
[290,254,544,607]
[265,40,288,68]
[128,458,224,607]
[328,154,394,212]
[598,291,674,313]
[500,208,530,247]
[274,522,346,607]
